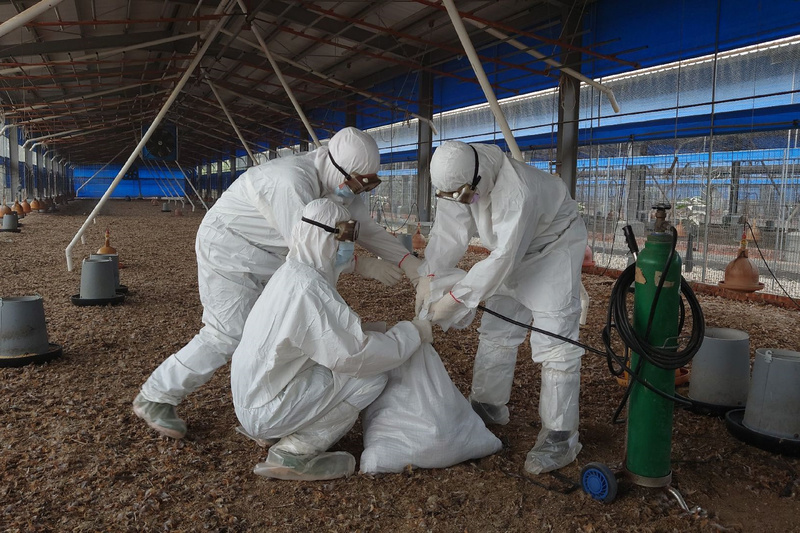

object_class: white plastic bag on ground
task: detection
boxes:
[360,343,503,473]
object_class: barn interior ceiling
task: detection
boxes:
[0,0,635,166]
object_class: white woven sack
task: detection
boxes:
[360,343,503,473]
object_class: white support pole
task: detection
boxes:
[221,29,440,136]
[465,19,621,113]
[165,161,195,210]
[75,145,129,193]
[203,73,256,161]
[140,157,176,201]
[0,0,66,39]
[441,0,523,161]
[65,0,233,271]
[176,160,209,211]
[156,159,194,210]
[237,0,320,147]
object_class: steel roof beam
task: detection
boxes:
[0,30,173,59]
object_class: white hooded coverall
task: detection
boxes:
[140,128,413,406]
[422,141,588,470]
[231,199,423,458]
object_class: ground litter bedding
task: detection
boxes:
[1,199,799,532]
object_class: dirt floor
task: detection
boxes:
[1,199,799,532]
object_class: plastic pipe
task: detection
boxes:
[65,0,234,271]
[441,0,522,161]
[465,19,620,113]
[0,0,66,39]
[237,0,320,148]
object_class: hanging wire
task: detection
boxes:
[746,221,800,310]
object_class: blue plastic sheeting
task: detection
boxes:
[359,0,800,130]
[73,165,185,199]
[588,0,800,78]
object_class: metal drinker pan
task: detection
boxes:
[0,295,63,367]
[742,348,800,440]
[688,328,750,413]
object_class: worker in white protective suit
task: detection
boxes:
[231,198,432,480]
[133,127,424,439]
[416,141,588,475]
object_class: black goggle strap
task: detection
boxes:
[301,217,357,242]
[327,150,351,182]
[469,144,482,191]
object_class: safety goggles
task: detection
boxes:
[301,217,360,242]
[434,144,482,204]
[328,151,382,194]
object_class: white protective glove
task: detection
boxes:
[415,275,432,317]
[411,319,434,344]
[430,293,466,326]
[355,256,403,286]
[399,254,423,288]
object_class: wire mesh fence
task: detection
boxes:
[571,131,800,298]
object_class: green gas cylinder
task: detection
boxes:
[626,204,682,486]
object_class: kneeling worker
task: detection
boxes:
[231,199,432,481]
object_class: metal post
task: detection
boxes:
[417,57,433,224]
[556,6,582,198]
[65,0,234,271]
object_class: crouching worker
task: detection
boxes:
[231,199,432,481]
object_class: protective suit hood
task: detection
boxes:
[315,127,381,201]
[430,141,504,198]
[288,198,352,284]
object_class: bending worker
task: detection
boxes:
[417,140,588,475]
[232,198,432,480]
[134,127,423,439]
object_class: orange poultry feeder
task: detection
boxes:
[97,229,117,254]
[718,230,764,293]
[11,200,25,218]
[21,199,31,214]
[0,196,11,216]
[30,198,41,211]
[412,224,427,252]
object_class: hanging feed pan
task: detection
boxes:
[0,295,63,367]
